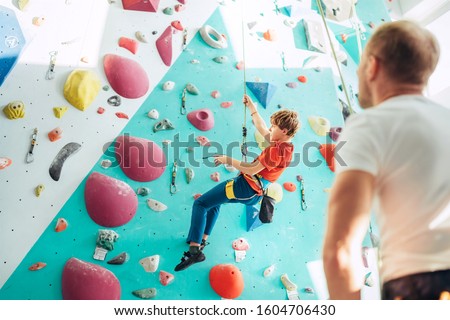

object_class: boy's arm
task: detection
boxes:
[243,94,270,141]
[214,156,265,176]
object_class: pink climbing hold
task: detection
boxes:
[174,4,185,12]
[62,257,121,300]
[119,37,139,54]
[97,107,105,114]
[286,82,297,89]
[103,54,149,99]
[283,182,296,192]
[211,90,220,99]
[85,172,138,227]
[156,26,173,67]
[171,20,184,31]
[236,61,244,70]
[115,135,166,182]
[177,0,187,4]
[329,127,342,141]
[196,136,211,146]
[193,193,202,200]
[210,172,220,182]
[159,270,174,286]
[187,108,215,131]
[220,101,233,108]
[121,0,160,12]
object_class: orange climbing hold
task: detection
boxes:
[319,144,336,172]
[29,262,46,271]
[209,264,244,299]
[263,29,277,41]
[297,75,307,83]
[171,20,184,31]
[283,182,296,192]
[55,218,68,232]
[0,157,12,170]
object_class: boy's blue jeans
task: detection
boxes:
[186,175,262,244]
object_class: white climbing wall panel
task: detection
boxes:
[0,0,218,289]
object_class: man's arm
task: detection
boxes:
[323,170,374,299]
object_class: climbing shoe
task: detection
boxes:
[200,239,210,251]
[174,250,205,272]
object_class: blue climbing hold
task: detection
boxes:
[246,205,263,231]
[281,5,292,17]
[246,82,277,109]
[0,6,26,87]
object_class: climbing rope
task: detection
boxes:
[240,0,248,161]
[316,0,355,115]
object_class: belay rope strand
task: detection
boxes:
[316,0,354,115]
[240,0,248,162]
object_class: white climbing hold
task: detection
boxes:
[199,25,228,49]
[263,265,275,277]
[186,83,200,95]
[100,159,112,169]
[190,59,200,64]
[284,19,297,28]
[147,199,168,212]
[280,273,297,291]
[224,164,236,172]
[135,31,148,43]
[162,81,175,91]
[139,255,160,272]
[147,109,159,119]
[211,90,220,99]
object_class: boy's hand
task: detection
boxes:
[243,94,257,113]
[213,155,227,167]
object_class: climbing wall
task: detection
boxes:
[0,0,391,300]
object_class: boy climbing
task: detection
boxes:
[174,94,300,271]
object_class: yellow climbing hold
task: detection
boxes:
[254,130,270,151]
[3,101,25,120]
[308,116,330,136]
[35,184,45,197]
[266,182,283,203]
[18,0,29,11]
[63,70,101,111]
[53,106,68,118]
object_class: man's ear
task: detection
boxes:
[367,55,380,81]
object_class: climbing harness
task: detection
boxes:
[316,0,355,116]
[170,161,178,195]
[181,87,187,115]
[26,128,38,164]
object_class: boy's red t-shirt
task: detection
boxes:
[242,141,294,194]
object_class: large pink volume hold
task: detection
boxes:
[121,0,160,12]
[103,54,149,99]
[85,172,138,227]
[62,258,121,300]
[187,108,215,131]
[115,135,166,182]
[156,26,173,66]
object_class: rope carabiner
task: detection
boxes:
[170,161,178,195]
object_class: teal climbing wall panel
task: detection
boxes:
[0,0,390,300]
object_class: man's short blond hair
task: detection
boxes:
[366,20,440,85]
[270,109,300,137]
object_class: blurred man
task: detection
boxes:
[323,20,450,299]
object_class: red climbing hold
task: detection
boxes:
[115,112,129,119]
[119,37,139,54]
[283,182,296,192]
[209,264,244,299]
[297,75,307,83]
[319,144,336,172]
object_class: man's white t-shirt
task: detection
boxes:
[336,95,450,283]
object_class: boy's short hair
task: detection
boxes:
[270,109,300,137]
